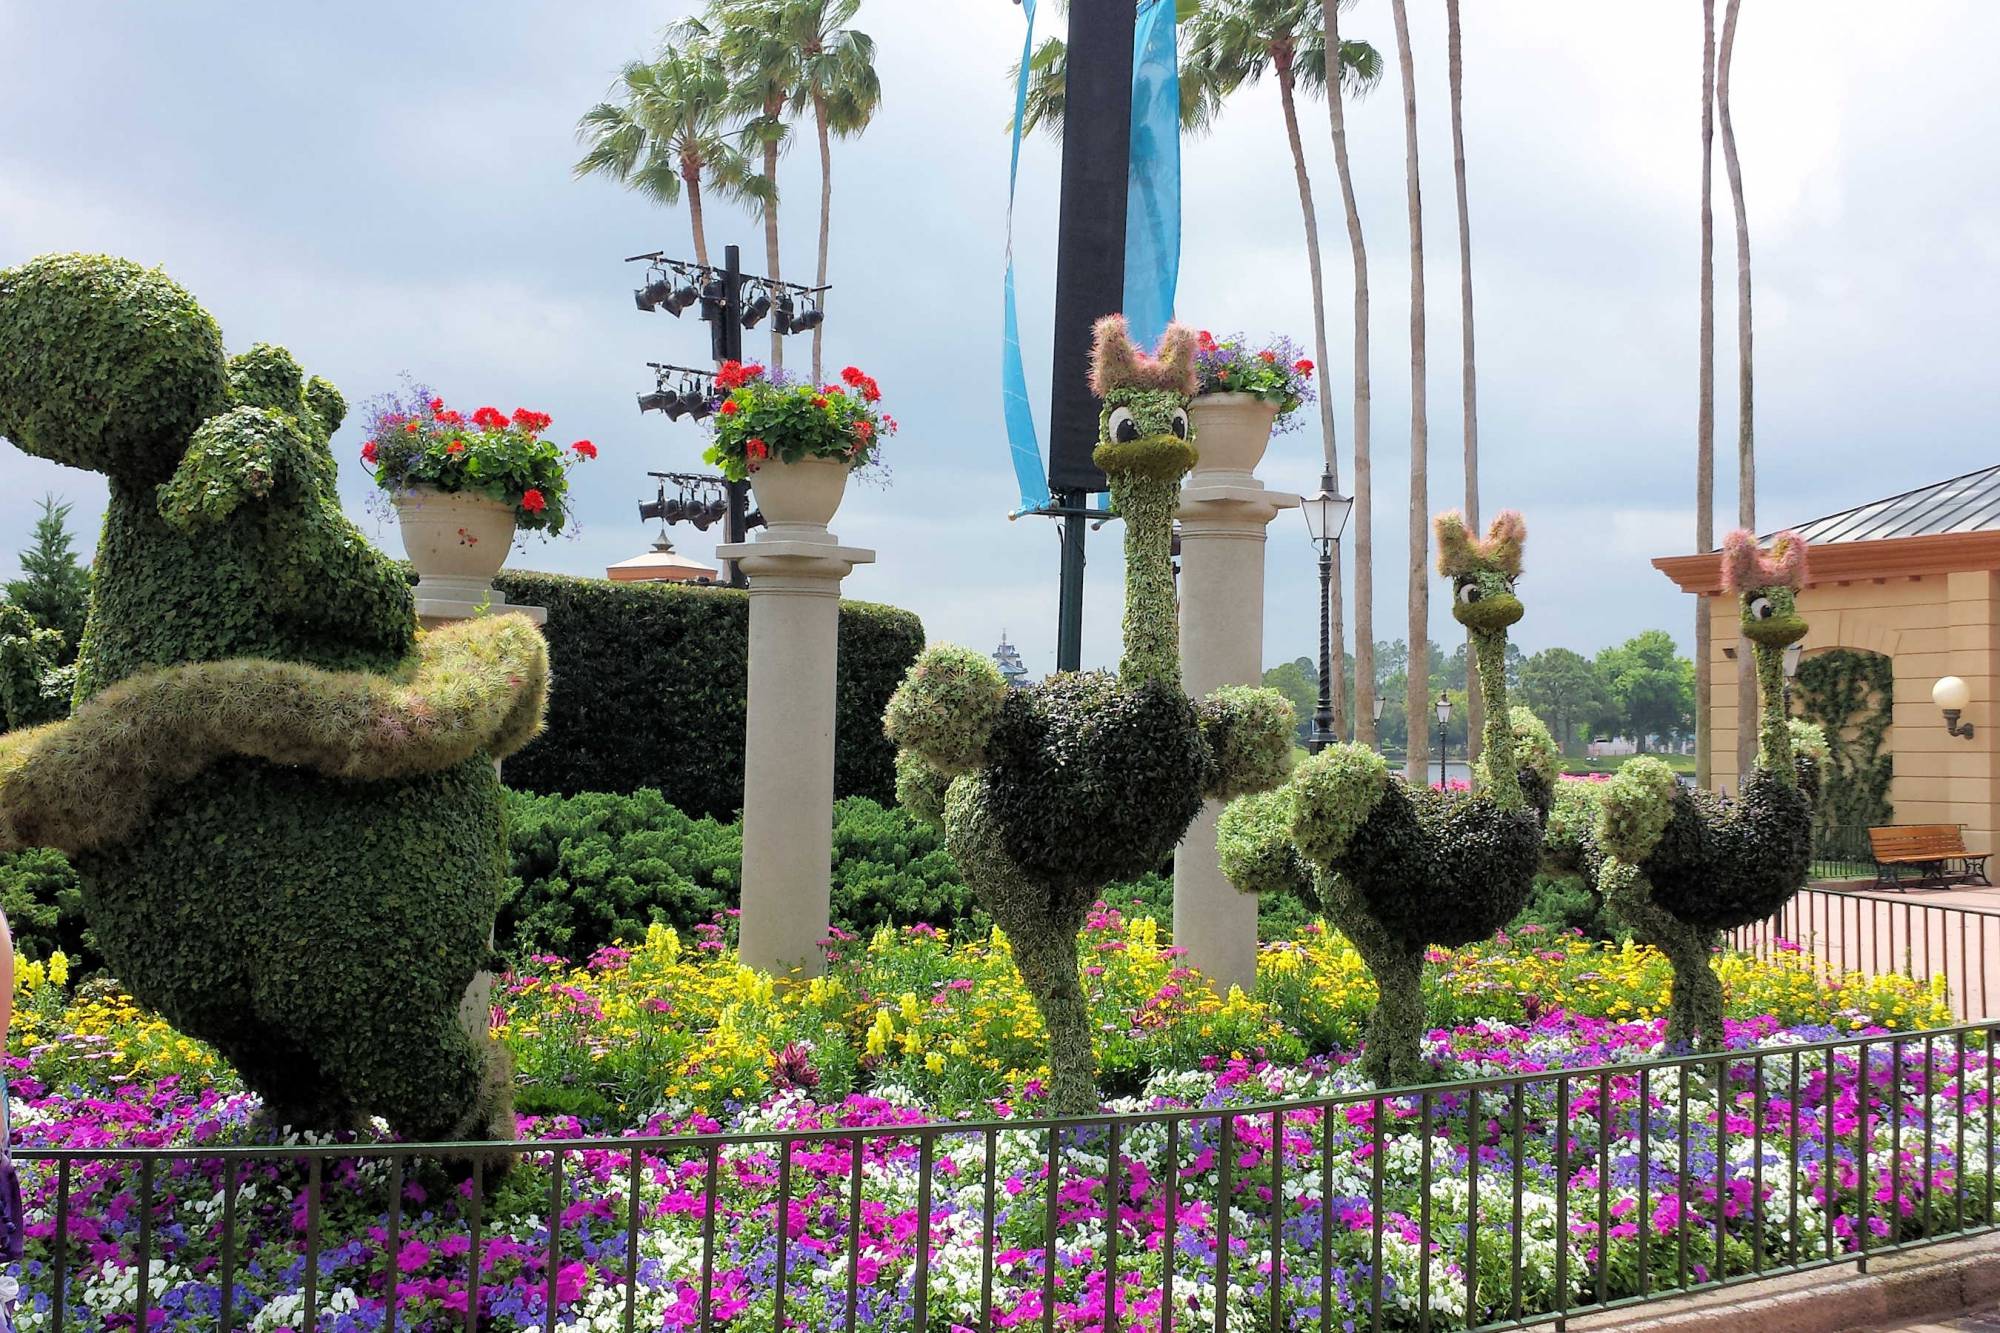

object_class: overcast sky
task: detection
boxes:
[2,2,1995,677]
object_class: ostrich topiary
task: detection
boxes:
[1577,530,1818,1051]
[1218,511,1549,1087]
[885,316,1295,1114]
[0,254,547,1140]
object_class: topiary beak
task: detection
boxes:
[1092,433,1197,483]
[1454,589,1522,632]
[1743,611,1807,648]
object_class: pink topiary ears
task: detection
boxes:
[1720,529,1809,591]
[1435,509,1527,578]
[1090,315,1198,397]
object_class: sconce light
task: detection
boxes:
[1934,676,1976,740]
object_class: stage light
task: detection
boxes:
[790,299,824,333]
[634,272,672,312]
[637,388,675,414]
[699,277,726,321]
[741,288,772,328]
[682,390,713,421]
[772,293,796,335]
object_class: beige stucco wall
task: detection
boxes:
[1704,570,2000,851]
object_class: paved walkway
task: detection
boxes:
[1868,1306,2000,1331]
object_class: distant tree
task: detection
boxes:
[1263,656,1317,742]
[1597,630,1695,750]
[6,495,90,663]
[1518,647,1611,753]
[0,602,69,730]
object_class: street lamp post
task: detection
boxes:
[1435,693,1453,788]
[1301,471,1354,754]
[1782,641,1803,711]
[1371,694,1385,751]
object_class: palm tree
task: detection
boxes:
[702,3,798,368]
[1445,0,1479,768]
[1321,0,1375,746]
[775,0,881,382]
[1717,0,1755,777]
[1389,0,1428,785]
[1694,0,1717,790]
[1012,0,1214,139]
[1184,0,1382,743]
[573,42,752,268]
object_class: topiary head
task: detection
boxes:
[0,254,229,485]
[1722,529,1809,649]
[1089,315,1197,483]
[1436,510,1526,632]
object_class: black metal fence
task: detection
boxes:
[1729,885,2000,1022]
[15,1021,2000,1331]
[1810,823,1875,882]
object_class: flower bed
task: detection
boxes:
[1,916,1970,1330]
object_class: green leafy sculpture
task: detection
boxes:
[1576,529,1817,1051]
[0,254,548,1139]
[1218,511,1547,1087]
[885,316,1295,1113]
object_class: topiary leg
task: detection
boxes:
[1605,860,1725,1052]
[1320,873,1428,1088]
[1006,917,1098,1115]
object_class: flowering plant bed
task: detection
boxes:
[359,383,596,535]
[703,361,897,482]
[1192,331,1315,431]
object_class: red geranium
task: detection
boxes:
[745,437,770,463]
[715,360,766,392]
[1294,359,1315,375]
[513,408,553,433]
[520,488,547,513]
[446,440,466,455]
[360,439,378,465]
[571,440,597,459]
[1258,350,1278,363]
[719,400,739,415]
[472,406,510,430]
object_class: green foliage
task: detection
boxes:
[1260,657,1317,742]
[1190,332,1311,414]
[5,495,90,661]
[1596,756,1679,862]
[1642,771,1814,932]
[1286,742,1390,865]
[1518,646,1612,754]
[0,254,227,485]
[1216,788,1312,899]
[1795,648,1894,830]
[704,363,892,480]
[80,755,512,1139]
[500,788,739,958]
[1543,780,1605,874]
[1107,472,1184,687]
[1485,705,1560,795]
[983,672,1206,892]
[893,750,953,826]
[0,603,68,730]
[0,615,547,857]
[493,568,923,818]
[0,847,91,966]
[885,645,1009,775]
[0,253,543,1140]
[1196,684,1296,798]
[827,795,975,938]
[1508,870,1617,940]
[1594,630,1696,750]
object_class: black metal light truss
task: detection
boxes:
[625,250,829,342]
[639,470,764,536]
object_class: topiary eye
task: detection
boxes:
[1457,582,1482,605]
[1749,596,1774,621]
[1170,408,1189,439]
[1109,407,1140,443]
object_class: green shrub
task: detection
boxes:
[492,569,923,818]
[0,847,92,966]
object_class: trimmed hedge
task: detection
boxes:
[493,570,924,818]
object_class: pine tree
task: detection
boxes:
[6,495,91,662]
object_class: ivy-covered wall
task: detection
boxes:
[1794,647,1893,830]
[493,570,923,818]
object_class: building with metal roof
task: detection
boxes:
[1656,465,2000,858]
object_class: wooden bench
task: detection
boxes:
[1868,824,1993,891]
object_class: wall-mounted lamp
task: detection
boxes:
[1934,676,1976,740]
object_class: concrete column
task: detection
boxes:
[716,529,875,976]
[1173,475,1299,994]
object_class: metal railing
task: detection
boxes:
[1729,885,2000,1022]
[16,1020,2000,1331]
[1810,823,1876,882]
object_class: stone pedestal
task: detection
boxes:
[1174,477,1299,994]
[716,529,876,976]
[415,577,546,631]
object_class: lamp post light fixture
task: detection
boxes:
[1934,675,1977,740]
[1434,693,1453,788]
[1301,471,1355,755]
[1782,641,1804,711]
[1371,693,1386,749]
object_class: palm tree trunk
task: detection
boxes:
[1275,55,1346,741]
[1695,0,1717,792]
[1718,0,1754,780]
[812,89,832,383]
[1325,0,1374,748]
[761,98,785,370]
[686,169,711,269]
[1446,0,1480,770]
[1391,0,1428,786]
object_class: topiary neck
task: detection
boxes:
[1473,626,1521,810]
[1754,639,1794,786]
[1110,472,1181,691]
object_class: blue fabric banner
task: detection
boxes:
[1001,0,1181,512]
